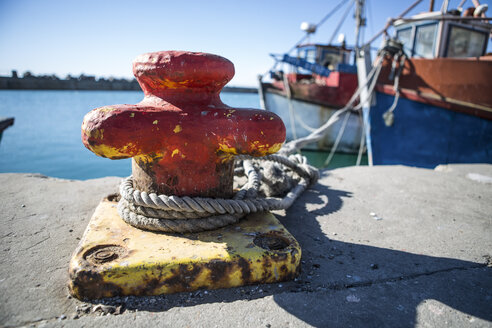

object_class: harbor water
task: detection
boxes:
[0,90,364,180]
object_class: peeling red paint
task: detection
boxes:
[82,51,286,197]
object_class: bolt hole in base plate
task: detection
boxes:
[69,198,301,299]
[253,233,290,250]
[83,244,127,265]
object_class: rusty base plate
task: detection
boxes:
[69,196,301,300]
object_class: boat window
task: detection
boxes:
[414,23,437,58]
[298,48,317,63]
[306,49,316,63]
[396,27,413,54]
[320,50,342,70]
[296,47,317,74]
[446,26,487,58]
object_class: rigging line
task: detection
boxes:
[283,72,298,140]
[293,109,317,133]
[280,55,385,154]
[457,0,467,10]
[356,109,366,166]
[328,0,356,44]
[324,111,351,167]
[361,0,424,48]
[366,0,374,39]
[287,0,348,54]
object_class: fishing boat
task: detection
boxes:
[258,0,366,154]
[367,0,492,167]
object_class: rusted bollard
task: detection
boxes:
[81,51,286,198]
[70,51,301,300]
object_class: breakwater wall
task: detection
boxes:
[0,76,258,93]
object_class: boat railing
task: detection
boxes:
[395,15,491,24]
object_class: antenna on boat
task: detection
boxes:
[300,22,317,43]
[328,1,356,45]
[300,22,316,34]
[286,0,349,54]
[337,34,346,45]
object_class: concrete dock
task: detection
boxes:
[1,164,491,327]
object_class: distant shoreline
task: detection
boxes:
[0,75,258,94]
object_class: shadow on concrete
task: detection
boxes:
[91,179,491,327]
[272,182,491,327]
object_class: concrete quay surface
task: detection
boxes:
[1,164,491,328]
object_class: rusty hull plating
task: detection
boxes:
[69,197,301,300]
[81,51,286,197]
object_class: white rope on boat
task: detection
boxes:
[383,53,406,127]
[279,54,385,156]
[283,73,299,139]
[324,111,351,166]
[282,73,318,134]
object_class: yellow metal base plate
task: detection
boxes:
[69,196,301,300]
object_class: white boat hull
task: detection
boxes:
[263,90,363,152]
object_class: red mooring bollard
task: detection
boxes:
[81,51,286,197]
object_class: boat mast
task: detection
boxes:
[354,0,366,55]
[354,0,374,166]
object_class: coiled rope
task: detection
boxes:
[118,154,319,233]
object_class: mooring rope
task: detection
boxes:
[117,48,395,234]
[118,153,319,233]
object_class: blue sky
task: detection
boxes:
[0,0,490,86]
